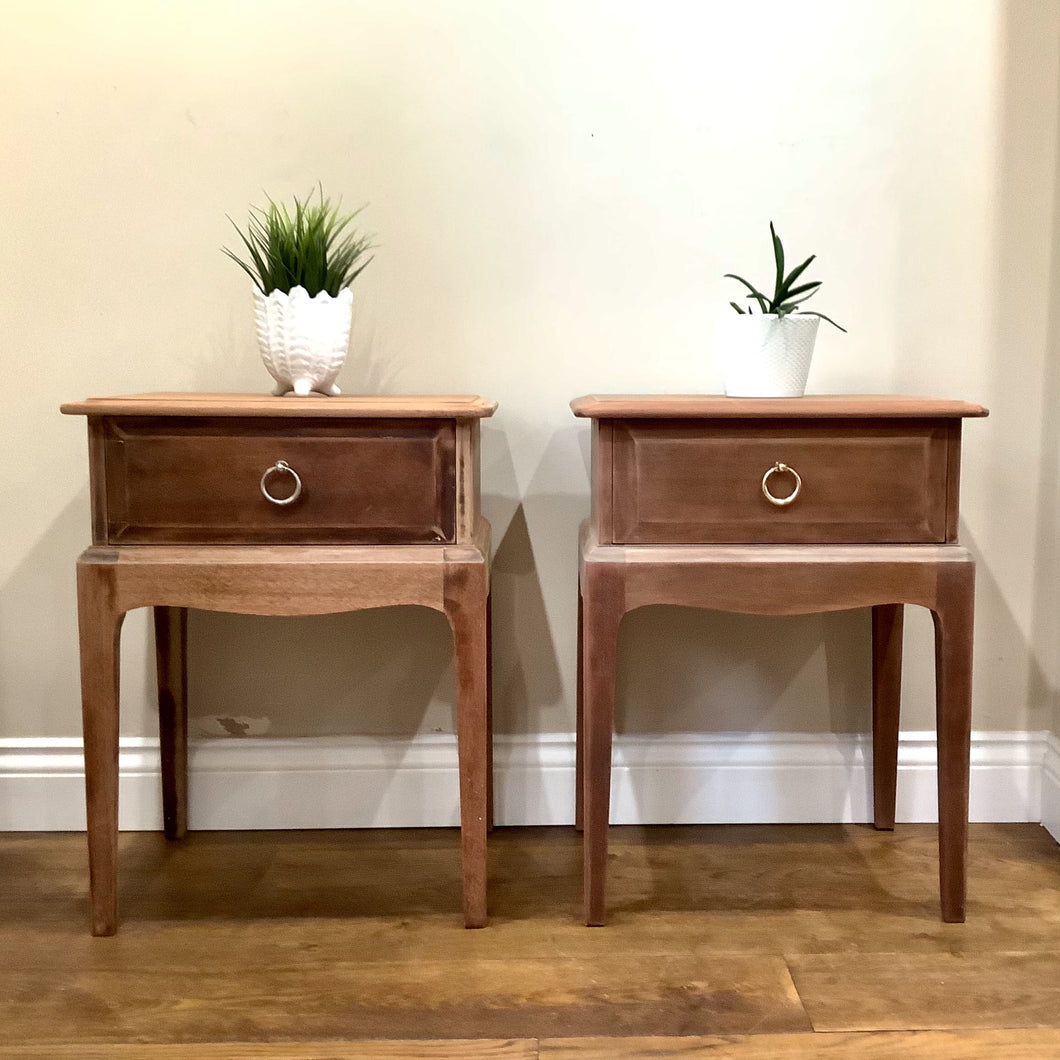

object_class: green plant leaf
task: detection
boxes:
[776,254,816,302]
[770,222,785,306]
[726,229,843,330]
[223,187,375,296]
[781,280,822,301]
[724,273,770,313]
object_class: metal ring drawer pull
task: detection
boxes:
[761,462,801,507]
[260,460,303,506]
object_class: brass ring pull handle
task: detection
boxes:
[761,462,801,507]
[260,460,303,506]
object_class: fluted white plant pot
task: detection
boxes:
[253,285,353,397]
[721,314,820,397]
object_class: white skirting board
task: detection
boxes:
[1043,734,1060,844]
[0,731,1050,832]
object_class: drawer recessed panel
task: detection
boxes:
[611,418,955,544]
[102,417,456,544]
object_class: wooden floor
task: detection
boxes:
[2,823,1060,1058]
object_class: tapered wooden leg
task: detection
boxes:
[486,591,494,833]
[932,562,975,923]
[871,603,903,830]
[154,606,188,841]
[76,562,125,937]
[446,566,489,928]
[582,565,624,926]
[575,588,584,833]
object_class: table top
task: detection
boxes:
[570,395,989,419]
[61,393,498,419]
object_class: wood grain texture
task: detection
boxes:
[571,395,988,419]
[153,606,187,840]
[3,826,1059,964]
[540,1029,1060,1059]
[1,825,1059,1048]
[69,395,495,935]
[456,419,481,544]
[0,1044,534,1060]
[62,393,498,418]
[573,395,984,927]
[871,603,903,831]
[75,528,491,934]
[578,523,977,925]
[8,1033,1060,1060]
[76,561,124,936]
[589,420,614,544]
[788,952,1060,1031]
[610,418,954,544]
[100,416,458,545]
[0,951,807,1043]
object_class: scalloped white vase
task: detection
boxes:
[720,314,820,397]
[253,285,353,397]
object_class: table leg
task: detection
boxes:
[932,563,975,923]
[871,603,903,830]
[575,588,584,833]
[447,574,489,928]
[76,563,125,937]
[582,566,624,926]
[154,606,188,841]
[486,590,494,833]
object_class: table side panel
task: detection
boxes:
[945,419,963,543]
[100,416,457,544]
[455,419,481,544]
[611,417,956,545]
[590,420,615,544]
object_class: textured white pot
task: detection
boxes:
[253,285,353,397]
[721,314,820,397]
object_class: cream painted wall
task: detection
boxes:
[1039,23,1060,745]
[2,1,1059,747]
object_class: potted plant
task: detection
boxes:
[225,187,374,396]
[721,222,845,397]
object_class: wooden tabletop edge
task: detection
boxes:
[570,394,989,418]
[61,394,498,418]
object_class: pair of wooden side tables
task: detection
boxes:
[63,392,987,935]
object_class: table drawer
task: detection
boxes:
[610,418,958,544]
[97,417,456,544]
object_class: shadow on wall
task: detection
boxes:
[188,606,455,738]
[0,492,85,735]
[490,504,564,734]
[961,525,1052,734]
[485,420,585,736]
[191,271,400,397]
[616,605,872,735]
[0,489,154,737]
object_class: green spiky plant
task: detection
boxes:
[725,222,846,332]
[224,186,374,298]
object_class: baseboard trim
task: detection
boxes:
[0,731,1048,831]
[1043,734,1060,844]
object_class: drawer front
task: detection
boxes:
[611,418,957,544]
[100,417,456,544]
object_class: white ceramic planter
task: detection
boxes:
[720,314,820,397]
[253,285,353,397]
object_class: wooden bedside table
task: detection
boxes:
[62,393,497,935]
[571,395,988,926]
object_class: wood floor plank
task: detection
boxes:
[4,825,1059,970]
[2,825,1059,1050]
[788,952,1060,1031]
[540,1028,1060,1058]
[0,1042,535,1060]
[0,954,808,1045]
